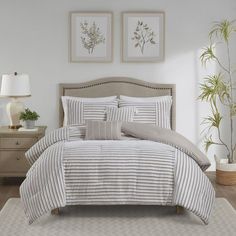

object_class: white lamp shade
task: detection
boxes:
[0,73,31,97]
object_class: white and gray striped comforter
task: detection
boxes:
[20,125,215,225]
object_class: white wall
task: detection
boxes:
[0,0,236,169]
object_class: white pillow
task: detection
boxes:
[62,96,118,126]
[106,107,137,122]
[119,96,172,129]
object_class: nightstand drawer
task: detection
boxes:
[0,138,37,149]
[0,151,30,173]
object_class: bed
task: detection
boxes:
[20,77,215,225]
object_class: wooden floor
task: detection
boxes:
[206,172,236,209]
[0,177,24,210]
[0,172,236,210]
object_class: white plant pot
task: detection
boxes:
[24,120,35,129]
[215,155,236,185]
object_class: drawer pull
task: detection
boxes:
[16,157,21,160]
[0,137,38,149]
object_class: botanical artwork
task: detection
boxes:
[131,21,156,54]
[70,12,112,62]
[123,12,164,62]
[80,21,105,54]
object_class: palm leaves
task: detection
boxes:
[204,136,219,152]
[199,19,236,163]
[209,20,236,42]
[202,112,222,130]
[230,103,236,117]
[199,74,230,104]
[200,45,229,73]
[200,45,216,65]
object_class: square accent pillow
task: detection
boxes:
[85,120,122,140]
[106,107,137,122]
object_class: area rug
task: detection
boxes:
[0,198,236,236]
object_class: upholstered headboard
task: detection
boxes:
[59,77,176,130]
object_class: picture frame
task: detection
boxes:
[70,12,113,62]
[122,12,165,62]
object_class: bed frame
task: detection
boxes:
[54,77,181,215]
[59,77,176,130]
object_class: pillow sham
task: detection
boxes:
[119,95,172,129]
[85,120,122,140]
[62,96,118,126]
[63,96,117,102]
[106,107,137,122]
[68,124,86,139]
[120,95,168,102]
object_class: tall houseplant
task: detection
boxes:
[199,20,236,184]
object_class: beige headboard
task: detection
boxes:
[59,77,176,130]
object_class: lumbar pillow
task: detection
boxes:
[85,120,122,140]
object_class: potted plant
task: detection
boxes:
[19,108,40,129]
[199,20,236,185]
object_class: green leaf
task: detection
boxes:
[198,73,230,103]
[200,45,216,65]
[203,111,222,129]
[209,20,236,42]
[204,136,218,152]
[230,103,236,117]
[19,108,40,121]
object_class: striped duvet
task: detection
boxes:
[20,125,215,224]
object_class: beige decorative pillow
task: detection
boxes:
[85,120,122,140]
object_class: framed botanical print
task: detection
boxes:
[70,12,113,62]
[122,12,164,62]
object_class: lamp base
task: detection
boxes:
[6,98,25,128]
[8,125,22,130]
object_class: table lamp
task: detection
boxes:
[0,72,31,129]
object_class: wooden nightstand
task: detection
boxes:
[0,126,47,177]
